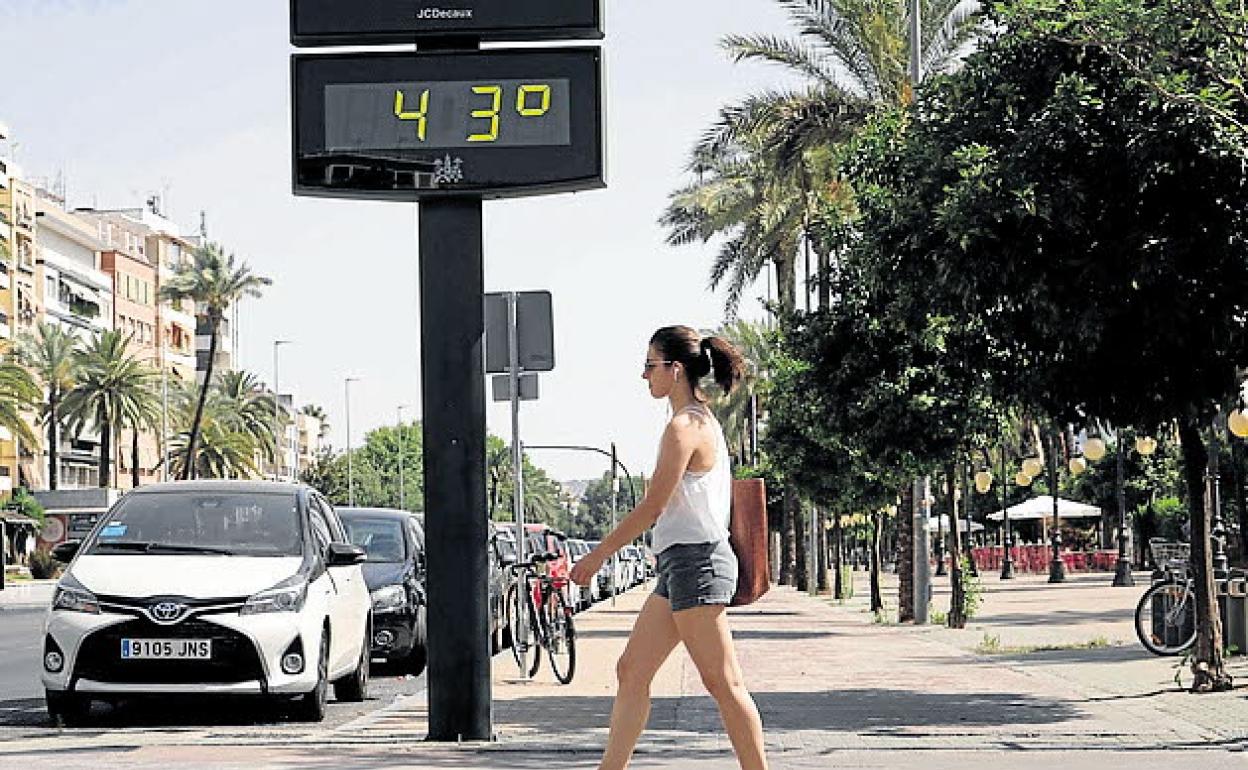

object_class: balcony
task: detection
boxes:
[0,262,8,291]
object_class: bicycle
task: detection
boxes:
[1134,539,1195,655]
[506,552,577,684]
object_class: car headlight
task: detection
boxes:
[53,582,100,615]
[371,585,407,613]
[241,575,308,615]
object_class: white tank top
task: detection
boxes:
[651,405,732,554]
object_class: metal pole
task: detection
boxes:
[908,0,922,86]
[610,442,619,607]
[914,477,931,624]
[1113,433,1134,586]
[346,377,357,506]
[1048,428,1066,583]
[508,291,529,671]
[273,340,292,481]
[161,341,169,483]
[398,405,407,511]
[419,196,491,741]
[1211,411,1230,578]
[1000,439,1014,578]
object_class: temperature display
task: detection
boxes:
[325,79,571,150]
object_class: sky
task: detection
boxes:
[0,0,801,484]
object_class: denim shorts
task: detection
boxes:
[653,540,738,612]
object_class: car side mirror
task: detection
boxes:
[51,541,81,563]
[327,542,366,566]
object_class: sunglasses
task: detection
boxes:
[642,360,675,372]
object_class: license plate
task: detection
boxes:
[120,639,212,660]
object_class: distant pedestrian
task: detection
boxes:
[570,325,770,770]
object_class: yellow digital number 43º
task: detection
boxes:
[394,83,553,143]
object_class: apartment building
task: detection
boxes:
[0,138,43,493]
[34,196,114,489]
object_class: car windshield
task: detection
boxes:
[341,517,406,563]
[85,492,302,557]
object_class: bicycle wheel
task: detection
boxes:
[544,589,577,685]
[507,583,541,677]
[1135,581,1196,655]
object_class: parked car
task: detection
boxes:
[486,525,509,654]
[620,545,644,587]
[586,539,613,601]
[565,538,593,610]
[338,507,427,674]
[42,481,371,725]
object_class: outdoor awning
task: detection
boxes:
[987,495,1102,522]
[0,511,40,528]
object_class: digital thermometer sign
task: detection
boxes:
[290,0,603,45]
[292,49,603,199]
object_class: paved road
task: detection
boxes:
[0,605,428,733]
[0,607,44,701]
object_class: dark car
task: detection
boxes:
[338,507,427,675]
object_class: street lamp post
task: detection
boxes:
[397,404,409,511]
[161,340,169,482]
[1112,434,1135,586]
[345,377,360,506]
[1047,429,1067,584]
[273,340,293,481]
[1211,410,1230,578]
[999,442,1015,579]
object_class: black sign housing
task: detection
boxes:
[292,49,604,200]
[290,0,603,46]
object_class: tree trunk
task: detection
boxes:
[183,320,220,480]
[98,418,111,488]
[817,507,830,593]
[795,501,808,592]
[47,394,58,491]
[870,512,884,613]
[131,429,141,489]
[776,256,797,315]
[1177,415,1232,692]
[898,484,915,622]
[781,484,797,585]
[947,461,967,629]
[833,511,845,599]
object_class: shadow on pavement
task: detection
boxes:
[0,697,51,727]
[577,628,842,642]
[492,688,1083,733]
[969,608,1132,627]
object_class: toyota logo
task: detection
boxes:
[150,602,187,624]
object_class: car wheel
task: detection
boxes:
[406,643,428,677]
[46,690,90,727]
[333,620,370,703]
[292,630,330,722]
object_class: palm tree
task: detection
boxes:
[0,351,40,449]
[159,242,271,479]
[16,323,81,490]
[663,1,980,317]
[707,319,774,464]
[168,400,259,480]
[62,331,160,488]
[299,403,331,441]
[216,370,286,467]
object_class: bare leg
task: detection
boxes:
[672,605,768,770]
[599,593,681,770]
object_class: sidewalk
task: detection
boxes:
[6,571,1248,768]
[0,580,54,610]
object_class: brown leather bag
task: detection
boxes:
[729,478,770,606]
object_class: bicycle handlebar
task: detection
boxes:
[508,553,559,574]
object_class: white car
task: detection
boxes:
[41,481,372,725]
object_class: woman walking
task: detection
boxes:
[570,325,770,770]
